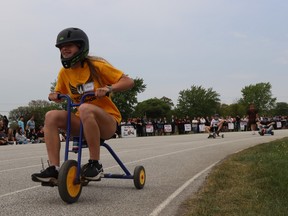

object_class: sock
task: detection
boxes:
[89,159,101,165]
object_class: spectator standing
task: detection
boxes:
[235,115,241,131]
[136,117,144,137]
[171,115,176,134]
[18,116,25,134]
[156,118,164,136]
[227,116,234,131]
[199,117,206,133]
[26,115,36,133]
[177,118,185,134]
[247,104,259,135]
[192,117,198,133]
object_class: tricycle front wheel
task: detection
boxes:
[58,160,82,203]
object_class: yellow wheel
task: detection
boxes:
[58,160,82,203]
[133,166,146,189]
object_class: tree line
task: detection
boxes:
[5,78,288,128]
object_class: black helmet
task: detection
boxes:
[55,27,89,68]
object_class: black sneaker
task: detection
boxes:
[31,166,58,183]
[82,160,104,181]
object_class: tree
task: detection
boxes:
[175,85,220,118]
[112,77,146,121]
[50,80,57,93]
[160,96,174,109]
[239,82,276,114]
[219,103,246,118]
[218,103,229,117]
[272,102,288,116]
[9,100,62,129]
[134,98,171,119]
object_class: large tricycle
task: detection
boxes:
[43,92,146,203]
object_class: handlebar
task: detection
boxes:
[57,92,96,106]
[57,91,110,103]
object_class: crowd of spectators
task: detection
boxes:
[0,115,45,145]
[1,114,288,145]
[117,115,288,137]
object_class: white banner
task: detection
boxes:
[240,122,247,131]
[199,124,205,132]
[276,122,282,128]
[121,125,136,138]
[164,124,172,133]
[184,124,191,132]
[146,125,154,133]
[228,123,234,130]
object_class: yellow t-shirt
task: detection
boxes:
[55,59,123,124]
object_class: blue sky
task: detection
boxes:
[1,0,288,116]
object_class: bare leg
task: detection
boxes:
[217,121,224,133]
[205,126,210,133]
[267,125,273,133]
[78,104,117,161]
[251,123,256,134]
[44,110,81,166]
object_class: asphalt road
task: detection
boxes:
[0,130,287,216]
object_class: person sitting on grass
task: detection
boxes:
[15,127,29,144]
[28,128,38,143]
[37,126,45,143]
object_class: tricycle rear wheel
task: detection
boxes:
[133,166,146,189]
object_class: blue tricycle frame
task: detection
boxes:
[54,93,145,203]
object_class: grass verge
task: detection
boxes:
[179,137,288,216]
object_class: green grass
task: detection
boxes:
[179,137,288,216]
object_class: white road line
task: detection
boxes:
[149,161,219,216]
[0,185,41,199]
[0,143,221,199]
[0,155,48,163]
[0,136,261,199]
[0,135,258,170]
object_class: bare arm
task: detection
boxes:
[109,74,134,92]
[95,74,134,98]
